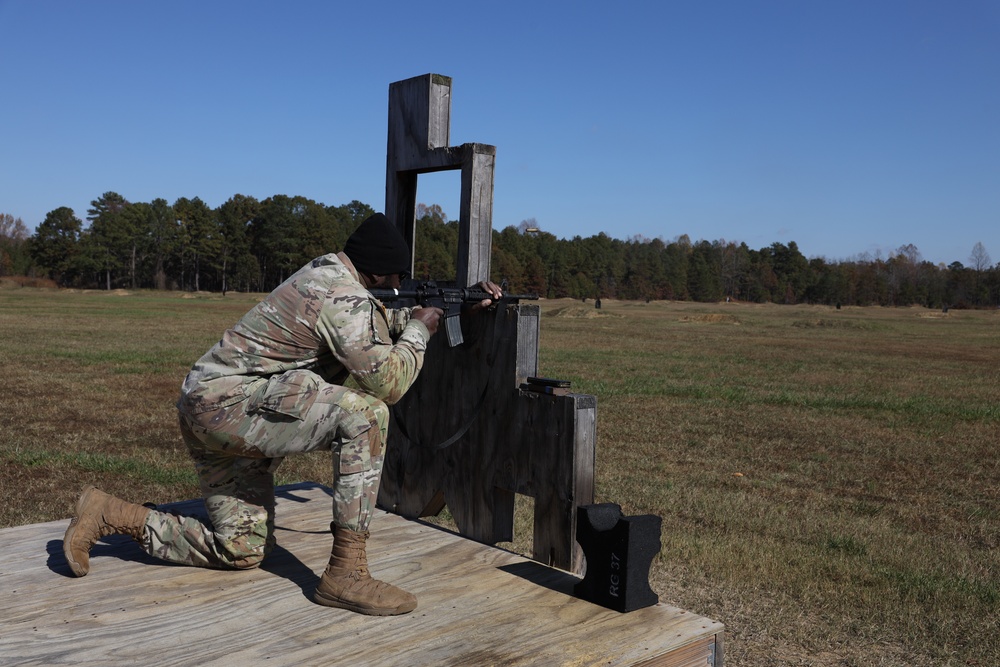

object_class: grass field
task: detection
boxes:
[0,286,996,666]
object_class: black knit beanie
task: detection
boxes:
[343,213,411,276]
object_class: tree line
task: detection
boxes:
[2,193,997,308]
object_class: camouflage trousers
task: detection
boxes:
[140,370,388,569]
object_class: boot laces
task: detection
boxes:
[350,550,370,580]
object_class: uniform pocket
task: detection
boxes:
[247,370,321,421]
[333,391,377,474]
[369,298,393,345]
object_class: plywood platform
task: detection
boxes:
[0,483,723,666]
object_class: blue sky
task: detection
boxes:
[1,0,997,266]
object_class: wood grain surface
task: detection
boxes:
[0,482,723,666]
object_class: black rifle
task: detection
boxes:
[369,281,539,347]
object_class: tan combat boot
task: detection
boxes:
[63,485,151,577]
[313,526,417,616]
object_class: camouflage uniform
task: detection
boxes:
[140,252,427,569]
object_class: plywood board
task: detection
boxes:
[0,483,723,666]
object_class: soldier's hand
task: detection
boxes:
[471,280,503,311]
[412,306,445,335]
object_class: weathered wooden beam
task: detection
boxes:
[385,74,495,286]
[458,146,495,284]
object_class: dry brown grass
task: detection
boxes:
[537,298,998,667]
[1,291,997,666]
[0,276,58,289]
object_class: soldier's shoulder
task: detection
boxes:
[293,254,355,289]
[300,253,346,278]
[309,252,345,268]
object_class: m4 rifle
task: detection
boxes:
[369,281,538,347]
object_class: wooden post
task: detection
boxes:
[378,74,596,574]
[385,73,495,286]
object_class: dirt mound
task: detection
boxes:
[678,314,740,324]
[792,318,874,330]
[544,305,622,319]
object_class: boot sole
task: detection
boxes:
[63,485,98,577]
[313,590,417,616]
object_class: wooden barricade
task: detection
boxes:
[377,74,595,574]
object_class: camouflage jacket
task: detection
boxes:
[178,252,428,415]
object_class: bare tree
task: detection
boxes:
[416,203,447,223]
[0,213,30,276]
[896,243,922,265]
[969,242,992,306]
[969,241,992,272]
[0,213,29,241]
